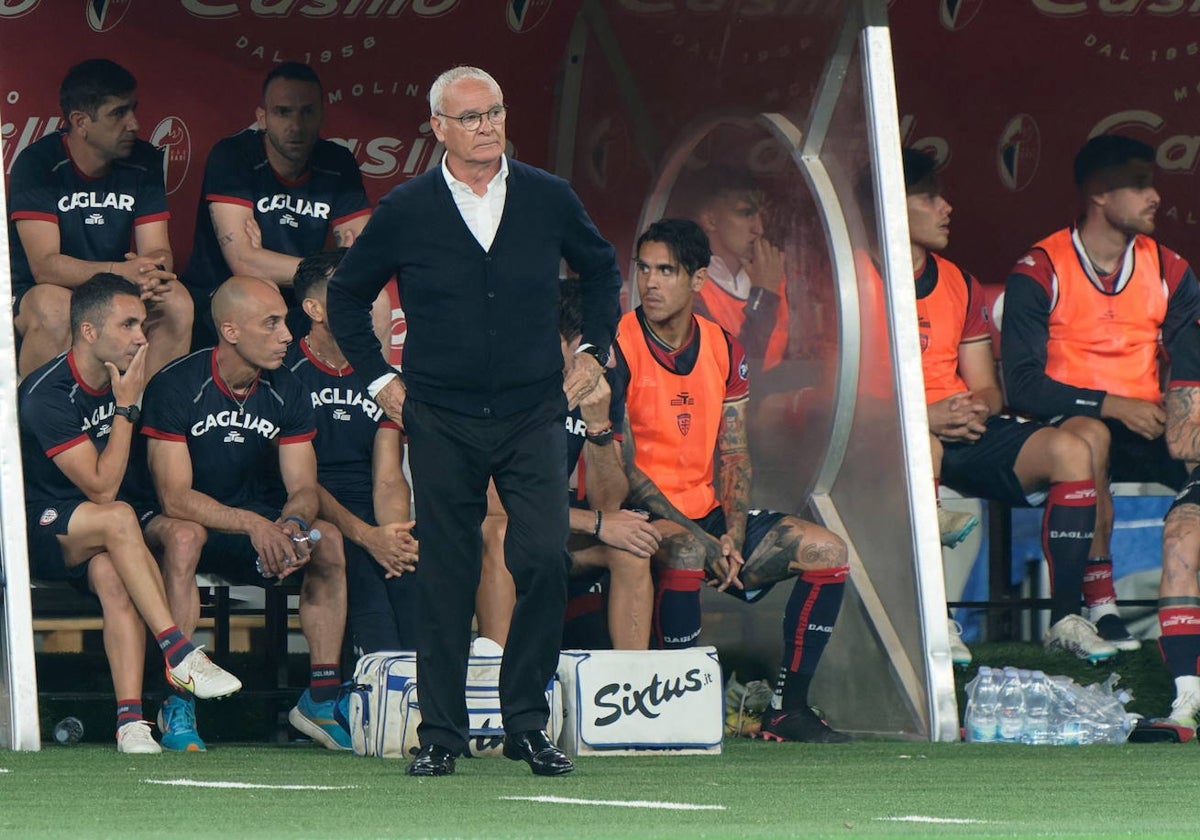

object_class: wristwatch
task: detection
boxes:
[114,405,141,424]
[576,343,609,367]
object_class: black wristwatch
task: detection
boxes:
[114,405,141,424]
[577,343,609,367]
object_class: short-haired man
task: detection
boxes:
[1002,134,1200,653]
[902,147,1117,663]
[327,66,621,777]
[183,62,386,347]
[9,58,191,377]
[288,249,419,654]
[691,166,789,371]
[617,218,851,743]
[19,273,240,753]
[142,276,351,752]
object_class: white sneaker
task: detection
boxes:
[1167,692,1200,729]
[938,507,979,548]
[947,619,972,666]
[116,720,162,754]
[1043,614,1119,663]
[166,646,243,700]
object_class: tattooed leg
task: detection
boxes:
[740,516,847,590]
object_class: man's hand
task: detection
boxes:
[1102,394,1165,440]
[597,509,660,558]
[707,533,745,592]
[249,517,301,579]
[578,369,612,429]
[377,377,406,429]
[564,351,604,410]
[363,521,420,578]
[928,391,989,441]
[745,237,785,289]
[113,253,175,303]
[103,343,148,407]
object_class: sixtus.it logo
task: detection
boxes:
[940,0,985,30]
[86,0,134,31]
[592,668,711,726]
[997,114,1041,192]
[150,117,191,196]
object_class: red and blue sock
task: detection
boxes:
[310,664,341,702]
[776,566,848,709]
[155,625,196,669]
[1159,597,1200,679]
[116,699,143,731]
[1041,479,1097,624]
[653,569,705,649]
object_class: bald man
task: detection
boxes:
[142,275,352,752]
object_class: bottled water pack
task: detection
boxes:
[964,666,1137,745]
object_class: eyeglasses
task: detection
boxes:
[436,104,508,132]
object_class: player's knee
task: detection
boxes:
[1047,430,1094,475]
[803,529,848,569]
[658,532,707,571]
[100,501,142,542]
[1070,416,1111,455]
[21,285,71,337]
[160,520,206,572]
[604,545,649,576]
[311,520,345,571]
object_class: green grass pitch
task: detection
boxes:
[1,738,1197,839]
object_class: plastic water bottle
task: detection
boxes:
[256,528,322,578]
[996,667,1025,742]
[1020,670,1053,744]
[53,716,84,745]
[965,666,1000,742]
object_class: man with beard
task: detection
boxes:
[1002,134,1200,655]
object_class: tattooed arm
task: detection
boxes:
[1166,384,1200,467]
[717,397,752,553]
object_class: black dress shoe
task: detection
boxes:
[405,743,457,776]
[502,729,574,776]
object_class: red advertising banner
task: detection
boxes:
[891,0,1200,285]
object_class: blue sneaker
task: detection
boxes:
[157,695,207,752]
[288,689,351,750]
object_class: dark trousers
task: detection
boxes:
[404,395,569,754]
[345,538,419,654]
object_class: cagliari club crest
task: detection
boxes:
[671,391,695,436]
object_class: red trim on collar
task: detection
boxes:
[301,337,354,376]
[210,348,261,401]
[67,349,111,397]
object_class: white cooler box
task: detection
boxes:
[348,650,563,759]
[556,647,724,756]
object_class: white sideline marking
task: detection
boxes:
[501,795,725,811]
[143,778,358,791]
[0,768,9,773]
[876,815,990,825]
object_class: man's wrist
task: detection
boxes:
[367,371,399,399]
[575,343,609,367]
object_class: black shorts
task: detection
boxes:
[25,499,88,581]
[941,415,1045,506]
[1168,465,1200,516]
[692,506,787,604]
[1083,418,1188,490]
[197,501,288,585]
